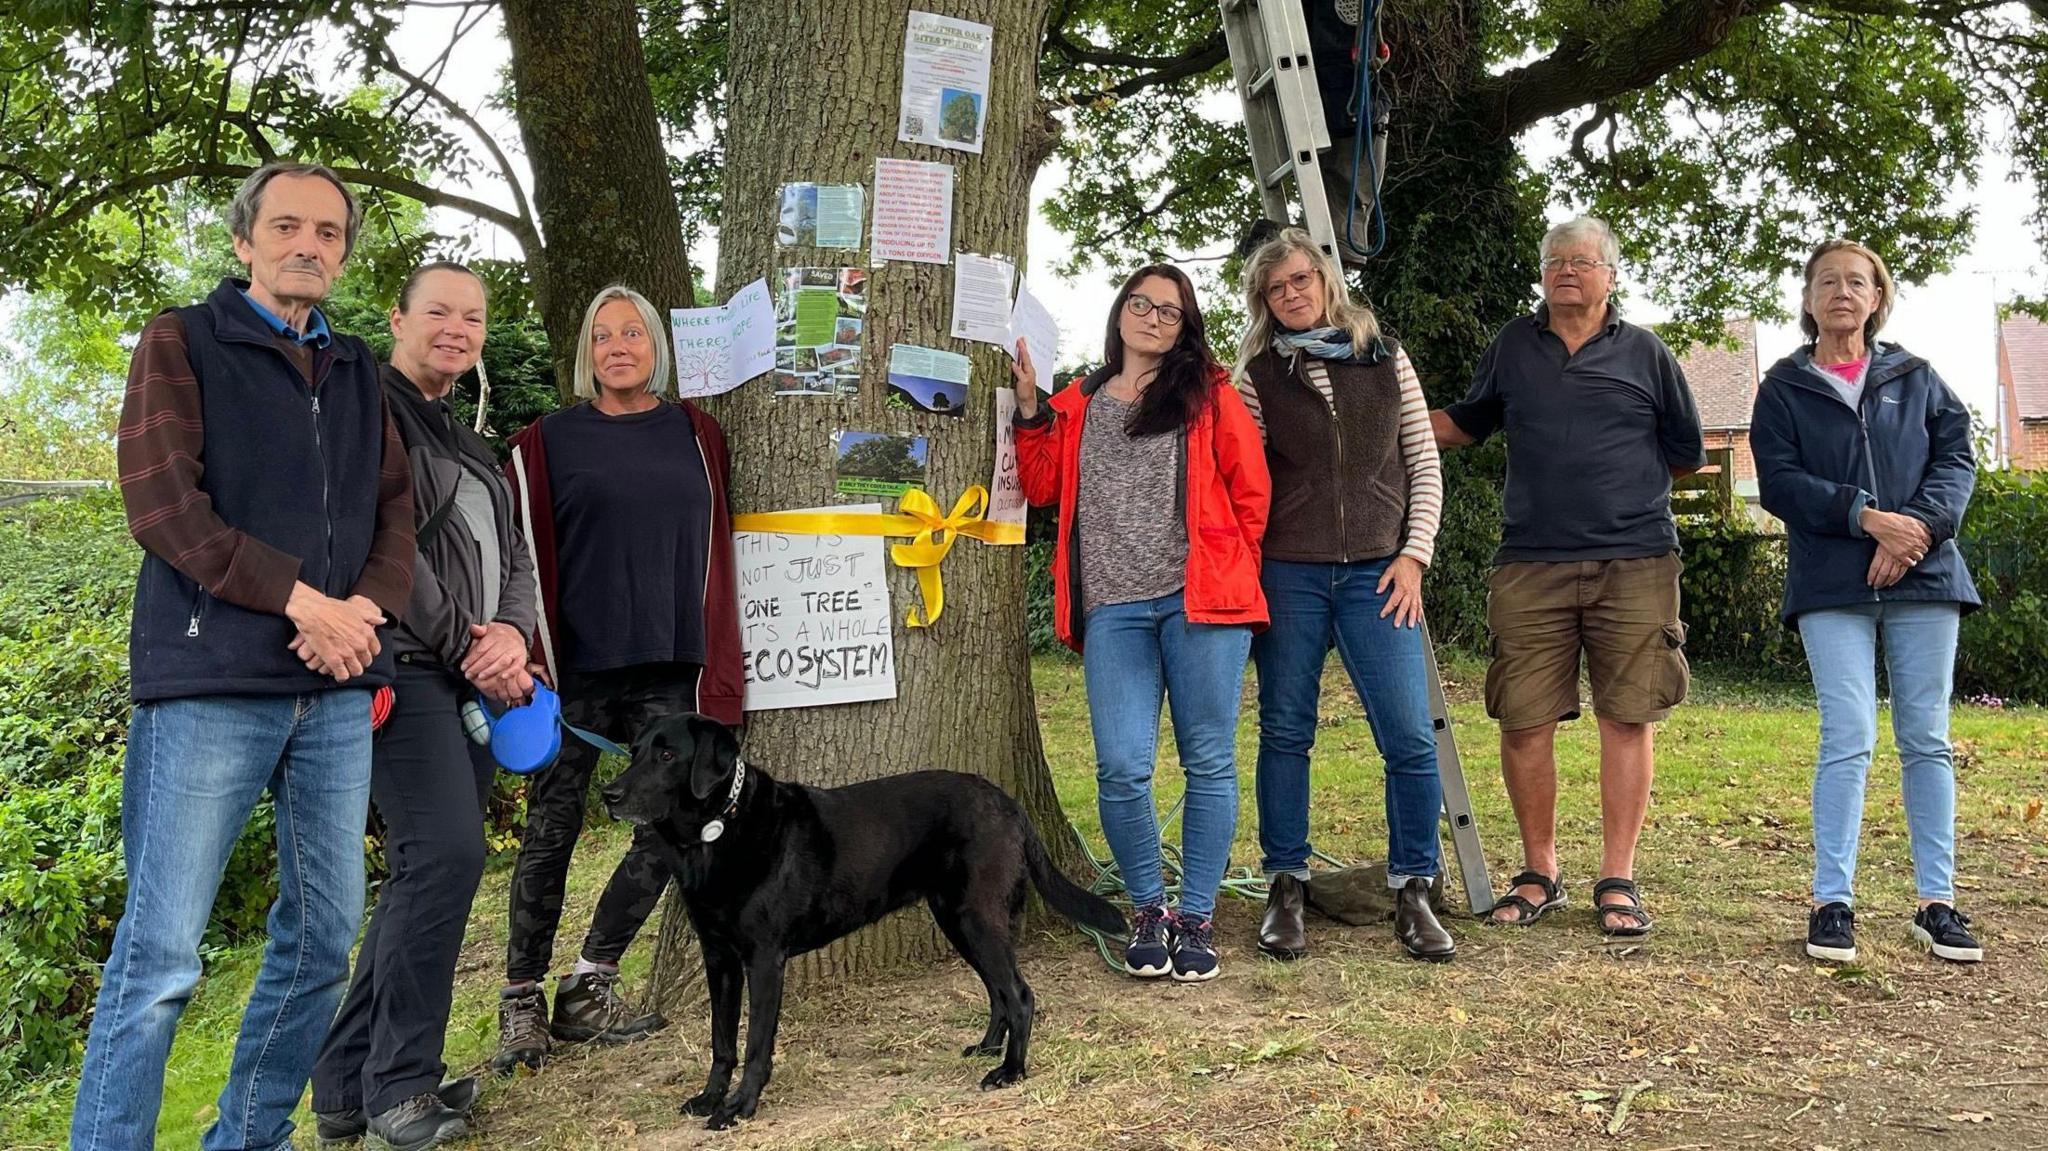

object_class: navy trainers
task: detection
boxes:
[1124,903,1172,977]
[1169,911,1219,983]
[1911,903,1983,963]
[1805,901,1857,963]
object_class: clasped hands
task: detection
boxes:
[1860,508,1931,589]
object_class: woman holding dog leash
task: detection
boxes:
[1232,229,1456,964]
[1010,264,1271,983]
[494,284,746,1074]
[310,262,531,1150]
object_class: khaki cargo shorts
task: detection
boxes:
[1483,552,1690,731]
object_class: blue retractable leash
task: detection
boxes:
[461,681,629,774]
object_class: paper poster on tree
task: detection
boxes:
[897,11,992,154]
[735,505,898,711]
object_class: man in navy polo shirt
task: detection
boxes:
[72,162,414,1151]
[1432,216,1705,938]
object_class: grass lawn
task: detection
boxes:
[8,653,2046,1149]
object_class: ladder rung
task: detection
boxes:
[1262,160,1294,189]
[1249,67,1273,97]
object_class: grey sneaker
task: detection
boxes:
[315,1078,478,1145]
[490,986,551,1075]
[551,970,665,1043]
[365,1093,465,1151]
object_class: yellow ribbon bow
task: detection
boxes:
[731,486,1023,628]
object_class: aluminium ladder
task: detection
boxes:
[1221,0,1495,916]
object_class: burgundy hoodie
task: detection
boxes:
[504,401,745,726]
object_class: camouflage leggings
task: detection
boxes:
[504,662,699,982]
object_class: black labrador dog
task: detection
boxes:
[601,713,1126,1130]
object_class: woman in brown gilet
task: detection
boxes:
[1233,228,1453,964]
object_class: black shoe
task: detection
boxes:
[315,1078,481,1145]
[551,970,666,1043]
[1258,874,1309,960]
[1805,902,1857,963]
[366,1093,466,1151]
[1911,903,1984,963]
[1394,876,1455,961]
[490,986,551,1075]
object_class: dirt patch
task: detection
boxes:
[450,888,2048,1150]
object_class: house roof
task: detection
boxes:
[1678,317,1759,431]
[2001,312,2048,422]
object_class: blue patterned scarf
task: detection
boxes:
[1272,326,1386,364]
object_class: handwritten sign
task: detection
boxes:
[989,389,1026,542]
[670,278,775,399]
[734,505,897,711]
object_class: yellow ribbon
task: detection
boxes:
[732,486,1024,628]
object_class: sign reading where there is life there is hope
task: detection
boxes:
[734,505,897,711]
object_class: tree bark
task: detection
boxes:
[649,0,1071,1009]
[501,0,697,390]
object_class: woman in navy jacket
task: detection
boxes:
[1750,238,1983,969]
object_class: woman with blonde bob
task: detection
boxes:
[1233,229,1453,963]
[492,285,745,1073]
[1751,239,1983,967]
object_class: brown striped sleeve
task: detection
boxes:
[116,312,302,614]
[345,395,416,621]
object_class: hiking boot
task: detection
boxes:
[315,1078,480,1145]
[1806,902,1856,963]
[1124,903,1172,978]
[365,1093,465,1151]
[551,970,665,1043]
[490,985,551,1075]
[1910,903,1984,963]
[1169,911,1220,983]
[1394,876,1456,961]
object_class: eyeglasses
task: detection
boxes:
[1539,256,1612,274]
[1125,294,1185,327]
[1262,269,1321,302]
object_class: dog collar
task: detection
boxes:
[700,758,747,843]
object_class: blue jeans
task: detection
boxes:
[72,691,372,1151]
[1253,558,1442,884]
[1082,591,1252,919]
[1798,601,1960,906]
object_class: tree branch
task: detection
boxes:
[18,161,539,254]
[1044,27,1229,102]
[1472,1,1757,139]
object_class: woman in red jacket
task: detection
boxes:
[1008,264,1270,983]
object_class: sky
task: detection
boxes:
[376,10,2045,446]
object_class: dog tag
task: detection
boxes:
[700,819,725,843]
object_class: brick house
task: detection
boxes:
[1999,312,2048,470]
[1678,316,1761,502]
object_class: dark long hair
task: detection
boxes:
[1104,263,1218,436]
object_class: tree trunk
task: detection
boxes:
[649,0,1070,1009]
[501,0,697,390]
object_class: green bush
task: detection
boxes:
[1956,468,2048,704]
[0,493,270,1089]
[1677,511,1804,673]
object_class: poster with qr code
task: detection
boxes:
[897,11,991,154]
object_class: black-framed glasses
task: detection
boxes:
[1262,269,1321,301]
[1125,294,1185,327]
[1539,256,1612,274]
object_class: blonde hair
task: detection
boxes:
[571,284,671,399]
[1234,228,1382,380]
[1800,238,1895,342]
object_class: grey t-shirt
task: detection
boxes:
[1078,391,1186,614]
[452,466,503,623]
[1444,306,1707,563]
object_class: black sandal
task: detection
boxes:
[1484,869,1565,926]
[1593,877,1653,937]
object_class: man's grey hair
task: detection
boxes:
[1539,215,1621,269]
[572,284,672,399]
[227,162,363,260]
